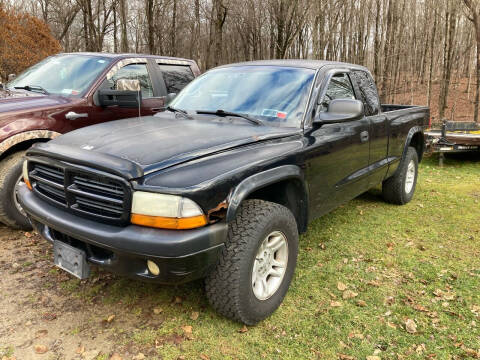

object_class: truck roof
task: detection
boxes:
[60,52,196,63]
[217,59,370,72]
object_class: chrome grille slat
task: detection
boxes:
[29,162,130,224]
[30,173,65,190]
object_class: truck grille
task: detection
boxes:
[29,162,131,225]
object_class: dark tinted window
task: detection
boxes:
[351,70,380,116]
[158,64,195,94]
[320,73,355,111]
[109,64,153,98]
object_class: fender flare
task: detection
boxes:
[0,130,61,156]
[225,165,305,223]
[402,126,425,162]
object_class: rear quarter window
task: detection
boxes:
[351,70,380,116]
[158,64,195,94]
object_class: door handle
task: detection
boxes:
[65,111,88,120]
[151,107,164,112]
[360,131,369,143]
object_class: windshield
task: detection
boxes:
[170,66,315,127]
[8,54,113,97]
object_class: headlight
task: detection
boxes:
[130,191,207,230]
[23,160,32,190]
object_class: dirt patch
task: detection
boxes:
[0,227,168,360]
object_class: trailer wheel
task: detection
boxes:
[382,146,418,205]
[0,151,32,230]
[205,199,298,325]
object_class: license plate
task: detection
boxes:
[53,240,90,279]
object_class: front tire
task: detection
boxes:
[0,151,32,230]
[205,199,299,325]
[382,146,419,205]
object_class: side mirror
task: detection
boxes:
[165,92,177,105]
[8,74,16,82]
[314,99,364,124]
[98,78,141,108]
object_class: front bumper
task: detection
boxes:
[18,185,228,284]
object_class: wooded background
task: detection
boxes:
[1,0,480,124]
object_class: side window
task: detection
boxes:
[110,64,154,99]
[320,73,356,111]
[158,64,195,94]
[351,71,380,116]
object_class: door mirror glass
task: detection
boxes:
[314,99,364,124]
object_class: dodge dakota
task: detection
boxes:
[0,52,199,229]
[18,60,429,324]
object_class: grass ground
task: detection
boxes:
[1,153,479,360]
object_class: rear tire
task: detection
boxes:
[205,199,299,325]
[382,146,418,205]
[0,151,32,230]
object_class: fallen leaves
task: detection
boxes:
[356,300,367,307]
[34,344,48,354]
[237,325,248,333]
[153,307,163,315]
[366,356,381,360]
[338,354,355,360]
[330,301,343,307]
[190,311,199,320]
[109,354,122,360]
[342,290,358,300]
[337,282,348,291]
[181,325,194,340]
[405,318,417,334]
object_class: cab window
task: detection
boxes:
[158,64,195,94]
[320,73,356,112]
[109,64,154,98]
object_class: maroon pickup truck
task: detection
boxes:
[0,52,200,230]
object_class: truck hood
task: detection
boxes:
[0,90,71,114]
[28,113,301,179]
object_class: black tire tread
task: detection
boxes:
[382,146,418,205]
[0,151,29,229]
[205,199,297,324]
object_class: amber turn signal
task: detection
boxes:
[131,213,207,230]
[25,178,33,191]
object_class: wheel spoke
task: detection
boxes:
[269,267,283,278]
[271,259,285,268]
[267,234,285,252]
[260,278,268,297]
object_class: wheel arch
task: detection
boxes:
[226,165,308,234]
[0,130,61,161]
[403,127,425,163]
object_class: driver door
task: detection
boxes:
[68,61,165,130]
[305,70,371,218]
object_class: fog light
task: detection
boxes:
[147,260,160,276]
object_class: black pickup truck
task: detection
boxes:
[18,60,429,324]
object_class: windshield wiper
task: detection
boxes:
[196,109,263,126]
[167,105,192,119]
[14,85,49,95]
